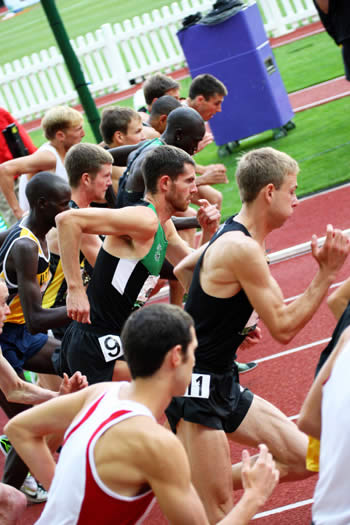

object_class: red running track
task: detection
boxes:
[2,182,349,524]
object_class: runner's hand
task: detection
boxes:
[14,207,26,220]
[311,224,350,279]
[198,164,228,185]
[196,199,221,236]
[66,286,91,324]
[240,326,262,349]
[241,444,279,506]
[58,372,88,395]
[196,132,214,152]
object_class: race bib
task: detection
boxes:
[183,373,211,399]
[98,335,124,363]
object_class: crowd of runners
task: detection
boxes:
[0,64,349,525]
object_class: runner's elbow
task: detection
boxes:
[25,313,43,335]
[5,419,28,445]
[297,414,320,440]
[277,334,292,345]
[0,163,14,182]
[297,413,308,434]
[270,326,294,345]
[55,209,71,229]
[268,312,299,343]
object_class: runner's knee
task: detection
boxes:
[0,483,27,523]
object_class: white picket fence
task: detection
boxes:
[3,0,40,13]
[0,0,319,123]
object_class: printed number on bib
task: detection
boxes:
[184,373,210,399]
[98,335,123,363]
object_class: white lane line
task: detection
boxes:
[255,338,330,364]
[290,76,346,95]
[294,91,350,112]
[300,182,350,200]
[253,498,314,519]
[285,293,302,302]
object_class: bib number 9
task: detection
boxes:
[98,335,124,362]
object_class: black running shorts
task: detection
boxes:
[56,321,125,384]
[166,366,253,434]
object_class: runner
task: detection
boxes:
[0,173,72,493]
[6,304,279,525]
[0,276,87,508]
[0,106,84,220]
[298,325,350,525]
[42,143,112,340]
[55,145,220,384]
[166,146,350,523]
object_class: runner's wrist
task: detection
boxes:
[242,487,268,508]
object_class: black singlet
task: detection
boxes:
[185,217,254,373]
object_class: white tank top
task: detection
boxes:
[312,340,350,524]
[36,383,155,525]
[19,143,68,212]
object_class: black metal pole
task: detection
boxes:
[41,0,102,142]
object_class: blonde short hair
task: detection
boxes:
[41,106,83,140]
[235,147,299,203]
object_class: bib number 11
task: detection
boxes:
[184,373,210,399]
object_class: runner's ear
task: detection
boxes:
[169,344,183,368]
[263,183,275,203]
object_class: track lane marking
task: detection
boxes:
[255,338,331,364]
[253,498,314,519]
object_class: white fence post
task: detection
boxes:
[2,64,20,116]
[101,23,130,91]
[22,55,48,118]
[256,0,318,37]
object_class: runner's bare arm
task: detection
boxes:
[0,348,56,404]
[0,150,56,218]
[144,432,278,525]
[5,384,103,489]
[0,348,86,404]
[80,232,103,268]
[11,239,69,333]
[196,199,221,244]
[165,201,218,264]
[174,243,209,291]
[47,226,102,271]
[234,226,350,343]
[327,277,350,320]
[315,0,329,14]
[195,163,228,186]
[163,219,193,267]
[56,206,157,323]
[142,430,212,525]
[108,144,140,166]
[298,326,350,438]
